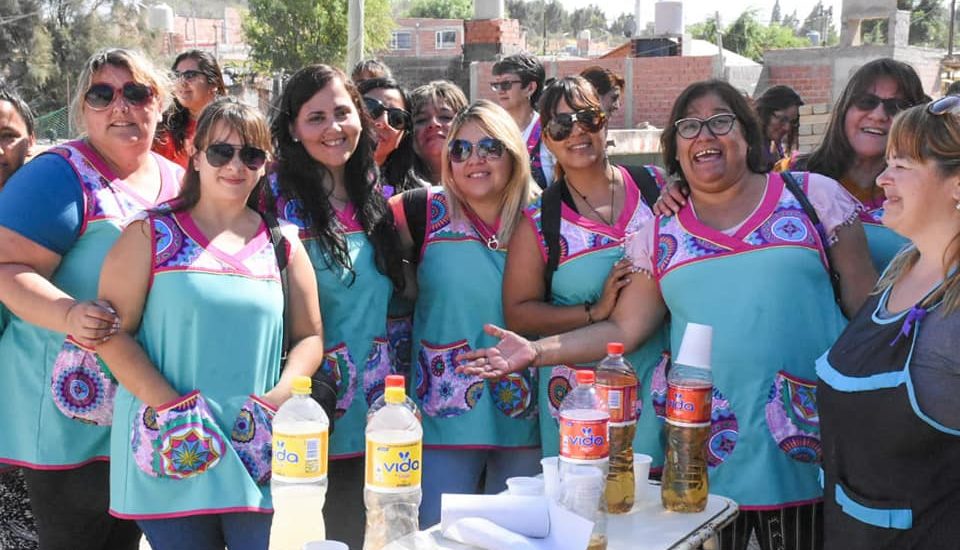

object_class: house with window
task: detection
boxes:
[386,18,463,58]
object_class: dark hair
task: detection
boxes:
[947,80,960,97]
[158,50,226,156]
[270,64,405,290]
[579,66,625,97]
[538,76,604,183]
[802,58,927,179]
[357,77,420,193]
[0,86,35,137]
[661,79,768,184]
[351,59,393,83]
[169,97,271,214]
[754,85,804,152]
[493,53,546,108]
[408,80,468,183]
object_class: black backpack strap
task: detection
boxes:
[541,182,564,300]
[261,211,290,356]
[780,171,843,305]
[622,164,662,207]
[402,187,430,260]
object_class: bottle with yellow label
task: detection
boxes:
[364,375,422,550]
[270,376,329,550]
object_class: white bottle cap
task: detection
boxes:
[675,322,713,369]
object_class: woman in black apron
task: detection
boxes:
[817,98,960,549]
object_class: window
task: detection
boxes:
[391,31,412,50]
[435,30,457,49]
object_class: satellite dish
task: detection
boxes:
[624,18,637,38]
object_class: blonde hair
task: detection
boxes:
[70,48,172,135]
[877,103,960,313]
[441,100,540,246]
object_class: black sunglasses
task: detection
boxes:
[490,80,524,92]
[545,108,607,141]
[363,96,411,131]
[84,82,154,111]
[674,113,738,140]
[927,95,960,116]
[852,93,913,117]
[173,69,205,82]
[448,137,505,163]
[204,143,268,170]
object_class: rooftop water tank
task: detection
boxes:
[147,3,175,33]
[654,1,683,37]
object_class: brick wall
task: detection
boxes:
[796,102,832,153]
[387,18,464,58]
[765,64,833,105]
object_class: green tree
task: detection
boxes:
[406,0,472,20]
[688,9,808,62]
[609,13,635,37]
[904,0,947,47]
[569,4,606,36]
[244,0,392,73]
[770,0,781,25]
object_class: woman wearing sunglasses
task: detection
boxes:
[409,80,469,185]
[462,80,877,550]
[358,77,422,195]
[0,48,181,550]
[153,49,226,168]
[389,100,541,528]
[754,85,803,169]
[790,58,927,272]
[816,98,960,549]
[94,97,322,548]
[501,76,669,467]
[267,64,407,549]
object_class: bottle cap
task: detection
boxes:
[292,375,312,395]
[606,342,624,355]
[385,386,405,404]
[385,374,405,388]
[675,322,713,369]
[575,369,595,385]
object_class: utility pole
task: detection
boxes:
[716,11,725,81]
[347,0,364,72]
[950,0,957,56]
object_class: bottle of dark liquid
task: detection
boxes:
[661,323,713,513]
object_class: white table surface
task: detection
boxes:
[385,483,738,550]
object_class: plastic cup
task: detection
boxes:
[540,456,560,501]
[302,541,349,550]
[633,453,653,501]
[676,322,713,369]
[506,476,545,496]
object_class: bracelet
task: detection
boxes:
[584,301,595,324]
[531,341,543,367]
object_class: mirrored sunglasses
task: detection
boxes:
[545,108,607,141]
[448,137,505,163]
[927,95,960,116]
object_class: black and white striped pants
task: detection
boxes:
[720,502,823,550]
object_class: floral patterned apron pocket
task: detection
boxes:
[363,338,394,406]
[546,365,578,420]
[387,316,413,377]
[765,371,821,463]
[155,391,226,479]
[320,343,359,419]
[230,395,277,484]
[131,403,162,477]
[489,368,537,419]
[416,339,481,418]
[50,338,117,426]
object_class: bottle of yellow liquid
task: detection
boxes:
[270,376,329,549]
[596,342,639,514]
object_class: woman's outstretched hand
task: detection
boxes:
[457,324,538,379]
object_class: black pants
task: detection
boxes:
[324,456,366,550]
[720,502,823,550]
[22,462,141,550]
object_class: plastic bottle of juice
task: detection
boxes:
[595,342,639,514]
[558,369,609,550]
[270,376,329,549]
[364,375,422,550]
[661,323,713,513]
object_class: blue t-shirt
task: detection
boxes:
[0,154,84,256]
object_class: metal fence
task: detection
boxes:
[35,107,71,142]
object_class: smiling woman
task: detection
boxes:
[409,80,468,185]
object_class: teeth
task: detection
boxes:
[862,128,885,135]
[694,149,720,160]
[468,172,489,178]
[570,143,590,150]
[323,138,346,146]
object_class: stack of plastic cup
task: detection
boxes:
[632,453,652,503]
[541,456,560,501]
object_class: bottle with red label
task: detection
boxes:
[595,342,639,514]
[662,323,714,513]
[559,369,609,550]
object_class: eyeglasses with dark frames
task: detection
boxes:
[204,143,268,170]
[544,108,607,141]
[674,113,738,140]
[447,137,506,163]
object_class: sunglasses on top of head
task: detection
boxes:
[545,108,607,141]
[448,137,506,163]
[362,96,411,131]
[674,113,737,140]
[83,82,155,111]
[204,143,268,171]
[852,93,913,117]
[926,95,960,116]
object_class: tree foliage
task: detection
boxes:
[406,0,471,19]
[688,9,808,62]
[244,0,392,73]
[569,5,606,36]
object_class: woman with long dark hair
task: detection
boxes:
[267,64,407,549]
[754,84,803,169]
[153,49,226,167]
